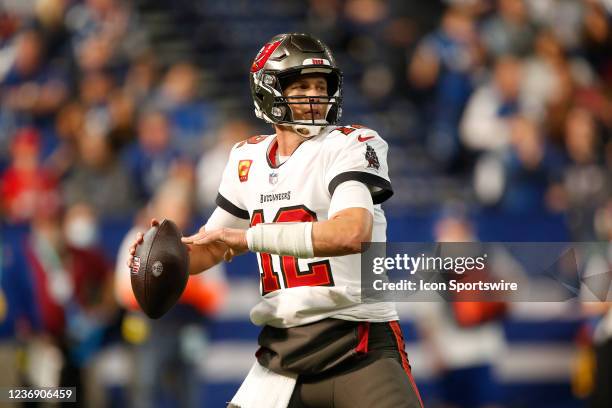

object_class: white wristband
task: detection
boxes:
[246,222,314,258]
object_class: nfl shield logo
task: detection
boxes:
[269,172,278,185]
[131,256,141,274]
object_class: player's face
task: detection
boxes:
[283,75,328,121]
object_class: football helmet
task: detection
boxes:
[250,33,343,137]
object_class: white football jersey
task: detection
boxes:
[216,125,398,328]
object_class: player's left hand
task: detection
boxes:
[181,227,248,262]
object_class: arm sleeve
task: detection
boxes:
[205,206,250,230]
[325,130,393,204]
[328,180,374,217]
[215,145,250,219]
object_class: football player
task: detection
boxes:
[129,33,422,408]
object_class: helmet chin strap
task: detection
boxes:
[291,121,327,138]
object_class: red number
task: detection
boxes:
[337,126,356,135]
[273,206,334,289]
[252,206,334,295]
[236,135,268,149]
[250,210,281,295]
[247,135,268,144]
[336,125,367,136]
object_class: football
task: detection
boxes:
[130,219,190,319]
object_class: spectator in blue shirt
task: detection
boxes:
[500,116,565,214]
[409,6,482,167]
[122,109,187,204]
[1,28,68,156]
[155,63,216,159]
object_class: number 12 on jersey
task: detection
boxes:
[250,206,334,295]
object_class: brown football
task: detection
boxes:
[130,219,189,319]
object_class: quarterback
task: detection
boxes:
[129,33,422,407]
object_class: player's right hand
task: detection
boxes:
[127,218,159,269]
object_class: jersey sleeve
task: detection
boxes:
[215,145,250,220]
[205,206,250,229]
[325,129,393,204]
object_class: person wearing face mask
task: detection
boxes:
[63,203,100,249]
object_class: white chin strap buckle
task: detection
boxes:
[292,121,327,138]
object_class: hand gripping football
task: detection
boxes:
[130,219,190,319]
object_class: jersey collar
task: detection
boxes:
[266,126,334,169]
[267,138,281,168]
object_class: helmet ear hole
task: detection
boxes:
[263,74,276,86]
[272,106,286,119]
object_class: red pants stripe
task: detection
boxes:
[389,321,424,408]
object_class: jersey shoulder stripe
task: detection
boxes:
[328,171,393,204]
[216,193,249,219]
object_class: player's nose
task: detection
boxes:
[306,94,323,105]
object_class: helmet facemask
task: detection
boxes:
[275,69,342,137]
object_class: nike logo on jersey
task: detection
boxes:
[357,135,375,142]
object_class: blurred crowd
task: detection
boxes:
[0,0,611,407]
[406,0,611,242]
[0,0,612,236]
[0,0,258,224]
[1,0,611,237]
